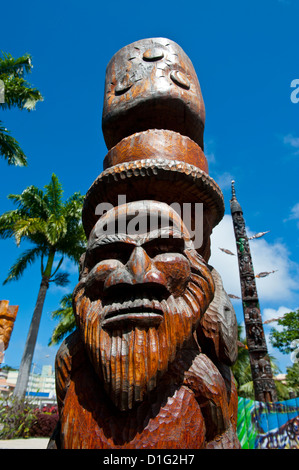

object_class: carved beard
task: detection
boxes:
[73,250,214,411]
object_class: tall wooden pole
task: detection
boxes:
[230,180,277,402]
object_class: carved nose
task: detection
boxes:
[126,246,166,285]
[126,246,152,282]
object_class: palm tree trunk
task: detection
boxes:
[13,277,49,398]
[13,251,54,399]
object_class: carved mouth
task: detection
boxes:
[102,283,168,328]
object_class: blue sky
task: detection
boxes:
[0,0,298,375]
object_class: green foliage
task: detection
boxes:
[0,173,86,285]
[0,396,37,439]
[49,293,76,345]
[232,325,252,397]
[0,174,86,398]
[0,52,42,111]
[0,51,43,166]
[270,309,299,355]
[285,363,299,395]
[29,406,58,437]
[232,325,292,401]
[0,123,27,166]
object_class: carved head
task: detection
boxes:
[0,301,18,363]
[73,201,214,410]
[102,37,205,150]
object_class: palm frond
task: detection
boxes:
[239,381,254,397]
[0,209,22,239]
[1,174,85,288]
[48,293,75,345]
[0,75,43,111]
[52,293,73,313]
[3,246,43,284]
[64,192,85,218]
[13,217,46,246]
[0,122,27,166]
[0,52,33,77]
[50,256,64,278]
[50,272,69,287]
[8,186,49,219]
[44,174,63,216]
[45,214,67,246]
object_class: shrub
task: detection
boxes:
[29,408,59,437]
[0,396,37,439]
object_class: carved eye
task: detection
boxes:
[114,76,133,95]
[170,70,190,90]
[87,243,135,266]
[143,48,164,62]
[143,237,185,259]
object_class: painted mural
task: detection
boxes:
[237,396,299,449]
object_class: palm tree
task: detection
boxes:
[0,174,86,397]
[0,52,43,166]
[48,293,76,346]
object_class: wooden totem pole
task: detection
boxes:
[0,300,18,365]
[230,181,277,402]
[50,38,240,449]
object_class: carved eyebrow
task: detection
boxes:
[88,228,186,251]
[140,228,186,245]
[88,233,137,251]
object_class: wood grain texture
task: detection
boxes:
[51,331,240,449]
[52,36,241,449]
[102,38,205,150]
[0,300,18,363]
[196,266,239,365]
[50,220,240,449]
[82,158,224,263]
[103,129,208,173]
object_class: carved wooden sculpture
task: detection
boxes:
[50,38,240,449]
[230,181,277,402]
[102,38,205,151]
[0,300,18,364]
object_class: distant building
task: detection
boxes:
[0,365,57,407]
[0,368,15,396]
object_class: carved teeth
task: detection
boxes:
[106,298,162,313]
[102,297,164,326]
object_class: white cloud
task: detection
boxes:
[206,151,216,165]
[263,305,292,325]
[251,237,299,302]
[209,215,241,297]
[52,256,79,276]
[61,258,79,276]
[209,215,299,304]
[284,202,299,228]
[204,137,217,165]
[214,172,235,191]
[32,342,59,370]
[289,202,299,219]
[49,283,70,295]
[283,134,299,154]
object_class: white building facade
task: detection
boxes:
[0,365,57,407]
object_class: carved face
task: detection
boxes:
[73,201,214,410]
[102,37,205,150]
[0,302,18,361]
